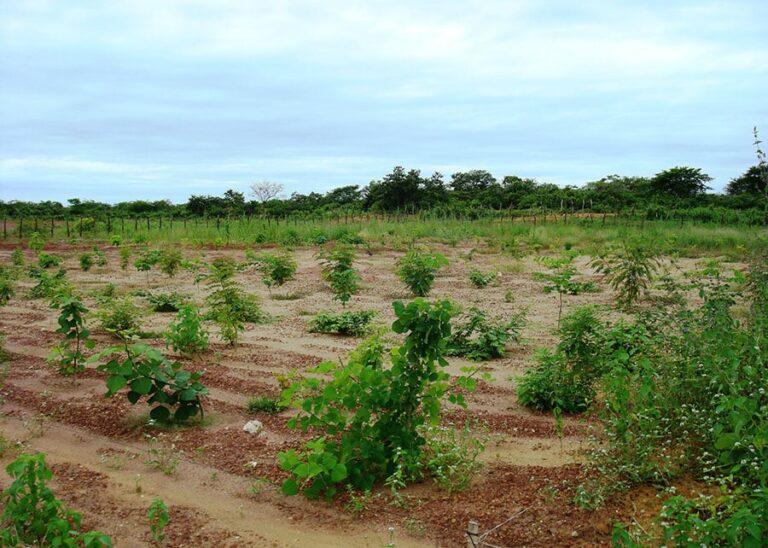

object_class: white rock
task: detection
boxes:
[242,420,263,435]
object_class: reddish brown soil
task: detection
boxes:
[0,244,664,546]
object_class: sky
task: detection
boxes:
[1,0,766,203]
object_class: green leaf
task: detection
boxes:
[330,463,347,482]
[105,375,127,394]
[149,406,171,422]
[130,377,153,395]
[281,478,299,496]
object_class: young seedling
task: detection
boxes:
[47,296,95,382]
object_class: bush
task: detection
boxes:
[164,304,209,356]
[516,306,609,413]
[119,247,132,270]
[146,292,190,313]
[278,299,478,500]
[28,268,71,300]
[158,248,182,278]
[11,248,24,267]
[590,245,660,311]
[319,245,360,306]
[585,272,768,543]
[92,248,107,267]
[247,395,286,414]
[447,307,525,361]
[204,257,266,345]
[1,453,112,547]
[79,253,93,271]
[248,250,297,289]
[308,310,376,337]
[420,424,485,493]
[37,252,62,269]
[396,250,448,296]
[47,296,94,381]
[89,342,208,422]
[469,269,497,288]
[98,298,143,338]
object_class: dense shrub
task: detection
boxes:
[146,292,190,313]
[308,310,376,336]
[396,250,448,296]
[1,453,112,547]
[90,342,208,422]
[278,299,478,499]
[318,245,360,306]
[447,307,525,361]
[468,269,497,288]
[37,252,62,269]
[247,249,297,290]
[97,298,143,338]
[581,257,768,545]
[164,304,209,356]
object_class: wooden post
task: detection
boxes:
[50,217,54,236]
[66,218,70,238]
[3,218,6,239]
[19,217,23,238]
[34,217,39,233]
[79,217,83,237]
[467,521,480,548]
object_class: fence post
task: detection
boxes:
[467,521,480,548]
[3,218,6,239]
[66,218,70,238]
[50,217,54,237]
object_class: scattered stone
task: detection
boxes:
[242,420,263,435]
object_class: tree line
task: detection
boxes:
[1,164,766,219]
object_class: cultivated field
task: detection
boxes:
[0,223,765,547]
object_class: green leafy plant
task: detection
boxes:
[420,424,485,493]
[164,304,209,357]
[37,252,62,269]
[204,257,266,345]
[517,306,610,413]
[28,267,71,300]
[1,452,112,547]
[0,272,15,306]
[579,270,768,542]
[248,249,297,290]
[92,248,107,267]
[307,310,376,337]
[11,248,24,267]
[247,395,286,414]
[146,292,190,313]
[134,248,161,274]
[47,296,95,381]
[447,307,525,361]
[97,297,143,338]
[89,342,208,423]
[590,245,660,311]
[534,253,595,326]
[147,497,169,546]
[158,248,182,278]
[119,247,132,270]
[396,249,448,297]
[469,269,497,288]
[278,299,479,499]
[319,245,360,306]
[27,232,44,252]
[79,253,94,271]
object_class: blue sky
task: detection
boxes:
[1,0,766,203]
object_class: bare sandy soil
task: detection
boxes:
[0,244,694,546]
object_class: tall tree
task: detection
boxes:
[651,167,712,199]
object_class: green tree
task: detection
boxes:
[651,166,711,199]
